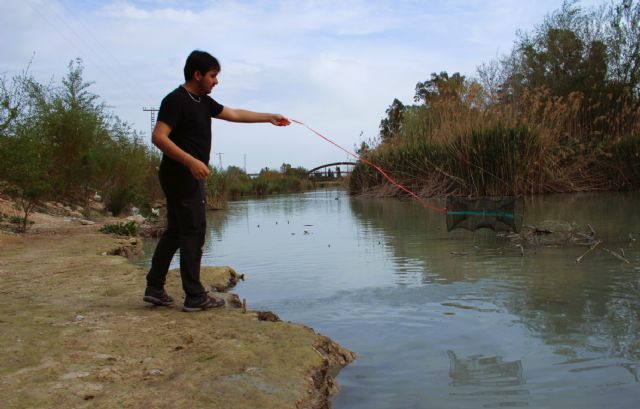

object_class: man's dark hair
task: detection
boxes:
[184,50,221,81]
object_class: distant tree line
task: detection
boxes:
[205,163,313,208]
[352,0,640,197]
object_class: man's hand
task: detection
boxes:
[272,115,291,126]
[187,157,211,180]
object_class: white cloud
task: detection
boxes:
[100,1,198,21]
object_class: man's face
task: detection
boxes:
[195,69,219,94]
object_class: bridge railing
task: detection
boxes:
[307,161,356,180]
[245,161,357,179]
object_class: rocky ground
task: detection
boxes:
[0,202,355,409]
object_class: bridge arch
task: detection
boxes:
[307,161,357,174]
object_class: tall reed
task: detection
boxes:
[350,87,640,197]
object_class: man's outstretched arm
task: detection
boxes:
[216,107,290,126]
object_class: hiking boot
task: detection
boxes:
[182,293,225,312]
[143,286,174,306]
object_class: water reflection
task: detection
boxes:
[349,193,640,371]
[447,350,529,408]
[448,349,526,389]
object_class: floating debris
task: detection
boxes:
[503,220,635,264]
[505,221,597,247]
[576,240,602,263]
[603,248,631,264]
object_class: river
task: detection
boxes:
[136,189,640,409]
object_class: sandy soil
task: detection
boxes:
[0,211,355,409]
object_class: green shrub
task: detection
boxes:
[0,60,161,220]
[99,221,138,236]
[9,215,22,224]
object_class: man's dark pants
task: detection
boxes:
[146,167,207,298]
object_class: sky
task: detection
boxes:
[1,0,605,173]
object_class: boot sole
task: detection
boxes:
[143,295,174,306]
[182,299,225,312]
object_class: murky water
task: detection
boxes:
[136,189,640,408]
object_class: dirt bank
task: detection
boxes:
[0,226,355,409]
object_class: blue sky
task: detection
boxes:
[1,0,605,172]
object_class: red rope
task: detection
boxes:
[291,119,447,214]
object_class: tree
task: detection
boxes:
[496,0,640,105]
[605,0,640,96]
[0,70,53,231]
[0,130,52,232]
[356,141,370,156]
[0,74,27,138]
[414,72,466,105]
[516,28,609,98]
[476,59,505,106]
[37,59,105,198]
[280,163,292,174]
[379,98,405,142]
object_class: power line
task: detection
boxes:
[56,0,159,102]
[25,0,142,106]
[24,0,161,143]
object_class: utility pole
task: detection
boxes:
[243,154,247,173]
[216,152,224,169]
[142,107,158,137]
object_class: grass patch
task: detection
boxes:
[99,221,138,236]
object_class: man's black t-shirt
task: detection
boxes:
[157,86,224,175]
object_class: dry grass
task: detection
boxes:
[350,87,640,197]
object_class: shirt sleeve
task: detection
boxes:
[157,93,181,128]
[209,98,224,117]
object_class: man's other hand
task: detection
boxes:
[188,158,211,180]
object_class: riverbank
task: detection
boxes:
[0,220,354,408]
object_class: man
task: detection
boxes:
[143,50,290,312]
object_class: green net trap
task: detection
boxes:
[446,196,524,233]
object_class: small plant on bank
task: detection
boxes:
[99,221,138,236]
[8,215,22,224]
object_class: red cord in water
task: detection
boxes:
[290,119,447,214]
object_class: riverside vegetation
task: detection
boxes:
[205,164,314,209]
[0,61,313,231]
[0,59,162,231]
[350,0,640,198]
